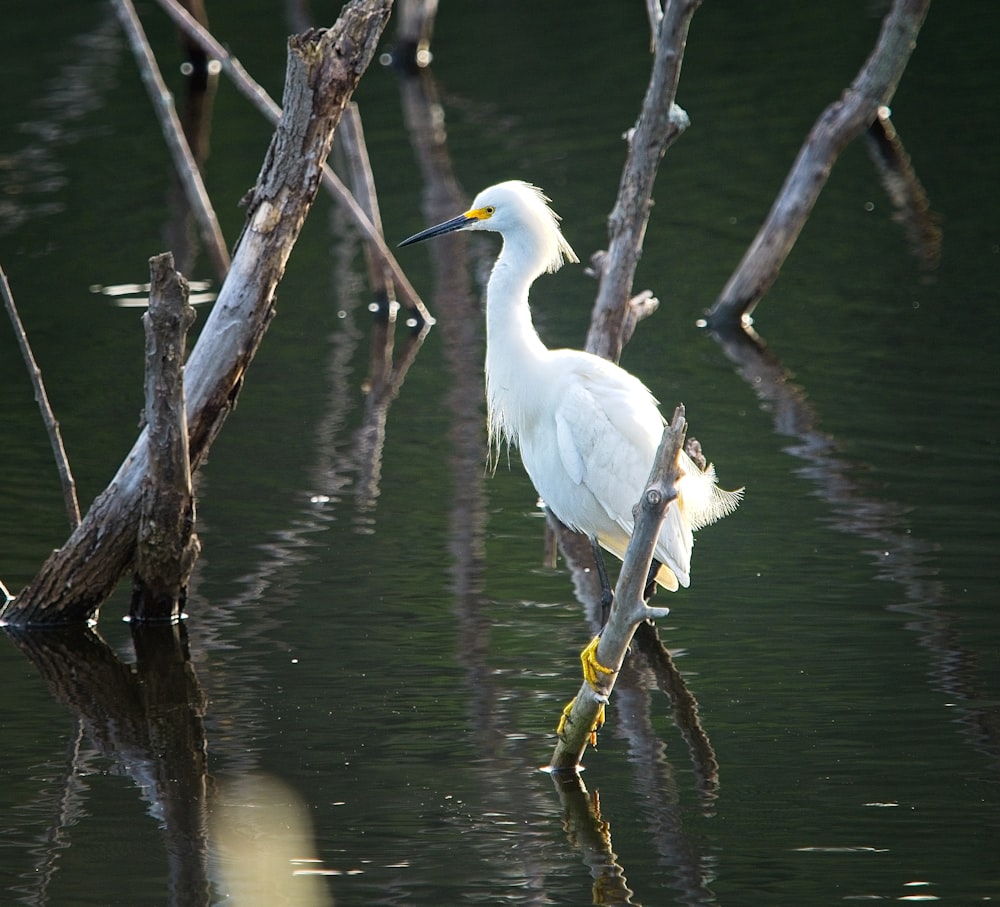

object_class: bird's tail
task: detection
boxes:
[680,458,744,532]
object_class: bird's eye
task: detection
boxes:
[484,206,495,216]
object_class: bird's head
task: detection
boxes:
[400,180,578,274]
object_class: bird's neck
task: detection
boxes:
[484,247,549,449]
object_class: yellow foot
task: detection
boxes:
[580,635,615,688]
[557,697,576,736]
[589,702,606,747]
[556,696,606,746]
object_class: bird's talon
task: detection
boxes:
[580,635,614,689]
[588,702,607,747]
[557,696,606,746]
[556,697,576,736]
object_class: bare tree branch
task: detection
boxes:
[586,0,700,363]
[153,0,432,325]
[550,407,686,771]
[705,0,932,328]
[131,253,200,622]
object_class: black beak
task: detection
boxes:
[398,213,475,247]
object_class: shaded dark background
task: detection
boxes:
[1,2,997,904]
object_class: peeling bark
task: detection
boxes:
[131,253,199,623]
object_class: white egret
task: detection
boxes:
[400,180,742,611]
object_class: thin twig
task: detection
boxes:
[152,0,432,325]
[112,0,231,282]
[1,265,81,529]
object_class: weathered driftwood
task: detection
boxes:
[0,0,392,627]
[1,266,81,530]
[549,407,686,771]
[131,253,199,623]
[705,0,932,328]
[112,0,230,282]
[585,0,699,363]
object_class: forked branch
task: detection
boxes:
[586,0,700,363]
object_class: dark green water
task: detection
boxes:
[1,2,997,905]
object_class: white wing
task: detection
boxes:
[541,353,694,587]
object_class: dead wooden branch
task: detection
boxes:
[1,265,81,530]
[112,0,230,282]
[0,0,393,627]
[705,0,932,329]
[549,406,687,771]
[131,253,199,623]
[585,0,700,363]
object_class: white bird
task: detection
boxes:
[400,180,741,600]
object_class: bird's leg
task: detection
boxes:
[590,537,614,626]
[643,558,663,603]
[561,540,614,743]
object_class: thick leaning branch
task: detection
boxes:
[705,0,931,328]
[550,406,687,771]
[0,0,392,627]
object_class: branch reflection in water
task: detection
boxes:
[549,518,720,905]
[399,59,573,897]
[5,624,213,907]
[707,319,1000,773]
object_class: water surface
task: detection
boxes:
[1,2,997,905]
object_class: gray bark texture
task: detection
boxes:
[585,0,699,363]
[131,253,199,622]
